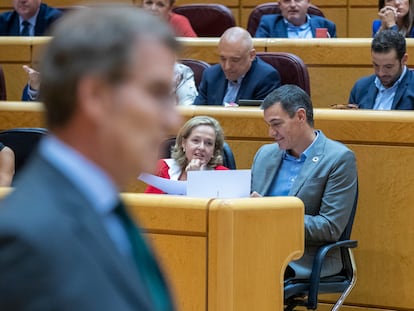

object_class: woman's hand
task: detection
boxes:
[185,158,206,171]
[378,5,398,29]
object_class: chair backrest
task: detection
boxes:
[159,137,236,170]
[179,58,210,90]
[247,2,325,36]
[0,128,48,175]
[0,65,6,100]
[256,52,311,96]
[172,4,236,37]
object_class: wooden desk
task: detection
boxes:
[122,194,304,311]
[2,103,414,310]
[5,37,414,109]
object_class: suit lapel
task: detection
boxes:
[366,81,378,109]
[392,69,410,109]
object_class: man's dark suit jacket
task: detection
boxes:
[0,3,62,36]
[193,57,281,105]
[348,69,414,110]
[0,150,175,310]
[255,14,336,38]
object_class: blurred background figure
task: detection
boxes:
[0,0,62,36]
[372,0,414,37]
[173,62,198,105]
[142,0,196,37]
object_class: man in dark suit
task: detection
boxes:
[0,6,180,311]
[349,29,414,110]
[251,85,358,279]
[254,0,336,38]
[193,26,281,105]
[0,0,62,36]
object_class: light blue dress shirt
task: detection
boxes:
[374,65,407,110]
[223,76,243,105]
[40,135,132,256]
[19,13,38,36]
[284,14,313,39]
[267,131,320,196]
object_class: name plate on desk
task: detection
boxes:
[187,169,251,198]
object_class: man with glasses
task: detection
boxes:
[193,26,281,105]
[255,0,336,38]
[349,29,414,110]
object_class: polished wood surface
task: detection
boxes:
[3,38,414,108]
[122,194,305,311]
[2,100,414,309]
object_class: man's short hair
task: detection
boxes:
[261,84,314,127]
[371,29,406,60]
[40,5,178,129]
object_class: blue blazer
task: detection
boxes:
[0,150,175,310]
[255,14,336,38]
[0,3,62,36]
[251,131,358,279]
[193,57,281,105]
[372,19,414,37]
[348,69,414,110]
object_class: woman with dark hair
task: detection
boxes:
[145,116,229,194]
[142,0,196,37]
[372,0,414,37]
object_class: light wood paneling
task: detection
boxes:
[349,7,379,38]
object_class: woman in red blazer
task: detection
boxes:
[145,116,228,194]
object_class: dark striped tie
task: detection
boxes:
[114,200,175,311]
[21,21,30,36]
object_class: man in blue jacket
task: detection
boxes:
[193,26,281,105]
[255,0,336,38]
[0,0,62,36]
[348,29,414,110]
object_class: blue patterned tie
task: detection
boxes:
[114,200,175,311]
[21,21,30,36]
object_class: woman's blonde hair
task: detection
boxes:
[171,116,225,170]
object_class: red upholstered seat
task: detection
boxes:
[179,58,210,90]
[256,52,311,96]
[247,2,325,36]
[172,4,236,37]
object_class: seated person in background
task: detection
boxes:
[0,0,62,36]
[21,63,197,105]
[0,143,14,187]
[255,0,336,38]
[145,116,228,194]
[194,26,281,105]
[372,0,414,37]
[251,84,358,279]
[174,62,198,105]
[349,29,414,110]
[142,0,197,37]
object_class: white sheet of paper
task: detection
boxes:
[187,169,251,198]
[138,173,186,195]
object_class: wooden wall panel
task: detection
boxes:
[348,7,379,38]
[322,8,347,38]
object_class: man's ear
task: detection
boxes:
[76,75,110,123]
[296,108,307,123]
[402,53,408,66]
[249,48,256,61]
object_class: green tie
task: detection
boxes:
[114,200,175,311]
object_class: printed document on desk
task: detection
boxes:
[187,169,251,198]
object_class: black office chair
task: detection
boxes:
[0,128,48,178]
[158,137,236,170]
[284,187,359,310]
